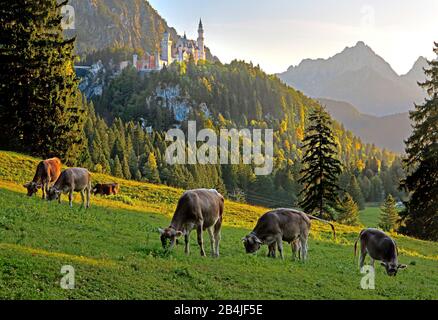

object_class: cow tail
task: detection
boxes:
[307,215,336,240]
[354,229,365,265]
[354,238,358,264]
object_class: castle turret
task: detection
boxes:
[161,31,172,64]
[133,54,138,70]
[197,19,205,61]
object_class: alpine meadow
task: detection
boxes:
[0,0,437,304]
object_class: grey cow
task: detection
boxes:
[354,228,407,276]
[159,189,224,257]
[242,208,336,261]
[47,168,92,208]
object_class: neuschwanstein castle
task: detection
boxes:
[132,19,206,72]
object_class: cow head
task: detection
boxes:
[242,234,263,254]
[380,262,407,276]
[47,187,61,201]
[158,227,183,250]
[23,182,42,197]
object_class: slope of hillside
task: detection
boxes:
[319,98,412,153]
[278,41,427,116]
[66,0,216,60]
[1,151,438,299]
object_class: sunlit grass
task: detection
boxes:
[1,150,438,299]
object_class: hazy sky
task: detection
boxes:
[148,0,438,75]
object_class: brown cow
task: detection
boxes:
[92,183,119,196]
[159,189,224,257]
[47,168,92,208]
[242,208,336,261]
[23,157,62,199]
[354,228,407,276]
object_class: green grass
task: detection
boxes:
[359,206,382,228]
[1,151,438,300]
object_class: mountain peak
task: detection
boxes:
[278,41,426,116]
[355,41,367,48]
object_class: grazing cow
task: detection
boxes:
[242,208,336,261]
[354,228,407,276]
[23,157,62,199]
[92,183,119,196]
[47,168,92,208]
[159,189,224,257]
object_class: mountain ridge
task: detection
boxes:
[319,98,411,153]
[278,41,427,116]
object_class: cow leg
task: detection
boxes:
[44,181,50,200]
[207,227,215,257]
[300,235,309,261]
[184,230,191,255]
[213,218,222,257]
[197,223,206,257]
[58,193,61,204]
[359,240,367,270]
[276,236,284,260]
[41,181,46,200]
[291,240,300,260]
[86,184,91,209]
[68,190,73,208]
[268,243,276,258]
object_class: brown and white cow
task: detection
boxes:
[159,189,224,257]
[242,208,336,261]
[47,168,92,208]
[23,157,62,199]
[354,228,407,276]
[93,183,119,196]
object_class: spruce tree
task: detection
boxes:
[400,43,438,240]
[298,107,342,219]
[0,0,85,160]
[143,152,160,183]
[112,155,123,178]
[337,193,360,226]
[379,194,399,232]
[346,175,365,210]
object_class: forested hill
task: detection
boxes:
[66,0,216,61]
[82,59,405,209]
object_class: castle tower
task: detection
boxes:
[161,31,172,64]
[133,54,138,70]
[197,18,205,61]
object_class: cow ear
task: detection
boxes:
[175,231,183,238]
[380,262,386,267]
[398,264,407,269]
[23,183,30,188]
[241,237,247,243]
[158,228,165,235]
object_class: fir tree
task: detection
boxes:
[400,43,438,240]
[112,155,123,178]
[346,175,365,210]
[379,194,399,232]
[0,0,85,161]
[337,193,360,226]
[143,152,160,183]
[298,107,342,219]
